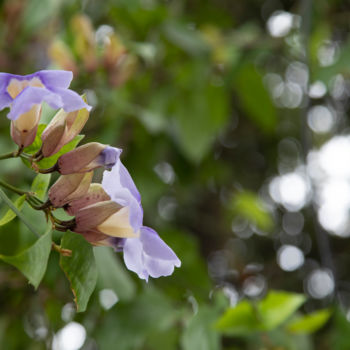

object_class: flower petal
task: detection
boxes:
[36,70,73,89]
[52,87,92,112]
[123,237,149,281]
[123,226,180,281]
[140,227,181,263]
[8,86,62,120]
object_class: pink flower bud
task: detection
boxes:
[41,102,89,157]
[48,172,93,208]
[57,143,121,174]
[65,183,110,216]
[74,200,139,239]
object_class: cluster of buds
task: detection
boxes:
[48,14,137,87]
[0,69,180,281]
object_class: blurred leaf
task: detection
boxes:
[232,191,273,232]
[60,231,97,312]
[0,225,52,289]
[37,134,84,169]
[164,22,210,56]
[258,291,306,330]
[286,309,332,334]
[234,64,277,133]
[329,309,350,350]
[95,286,180,350]
[22,0,64,33]
[216,291,306,334]
[215,300,259,335]
[94,247,136,301]
[155,229,212,300]
[0,195,26,226]
[181,306,221,350]
[31,174,51,200]
[173,66,229,162]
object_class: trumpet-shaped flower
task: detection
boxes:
[0,70,91,121]
[102,159,180,280]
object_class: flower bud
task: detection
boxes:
[41,102,89,157]
[48,172,93,208]
[58,143,121,175]
[11,104,41,148]
[74,200,139,238]
[65,183,110,216]
[48,40,77,74]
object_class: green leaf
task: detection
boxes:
[173,64,229,162]
[234,64,277,133]
[60,231,97,312]
[37,134,84,169]
[94,247,136,302]
[0,225,52,289]
[287,309,332,334]
[232,191,273,232]
[216,291,306,335]
[0,188,40,237]
[215,300,259,335]
[258,291,306,330]
[0,195,26,226]
[164,22,210,56]
[181,306,221,350]
[31,174,51,200]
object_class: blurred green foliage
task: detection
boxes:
[1,0,350,349]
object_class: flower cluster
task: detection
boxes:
[0,70,180,281]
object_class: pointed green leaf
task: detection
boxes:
[234,64,277,133]
[258,291,306,330]
[60,231,97,312]
[0,195,26,226]
[0,226,52,289]
[94,247,136,301]
[216,290,306,335]
[215,301,259,335]
[287,309,332,334]
[182,306,221,350]
[31,174,51,200]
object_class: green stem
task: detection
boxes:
[0,188,39,237]
[0,151,17,160]
[0,179,28,196]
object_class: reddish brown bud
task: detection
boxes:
[41,102,89,157]
[58,143,121,175]
[48,172,93,208]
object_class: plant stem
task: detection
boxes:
[0,179,28,196]
[0,151,17,160]
[0,188,39,237]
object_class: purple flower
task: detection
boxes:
[123,226,181,281]
[102,158,143,234]
[0,70,91,120]
[102,159,181,280]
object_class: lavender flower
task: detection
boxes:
[0,70,91,120]
[102,159,180,280]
